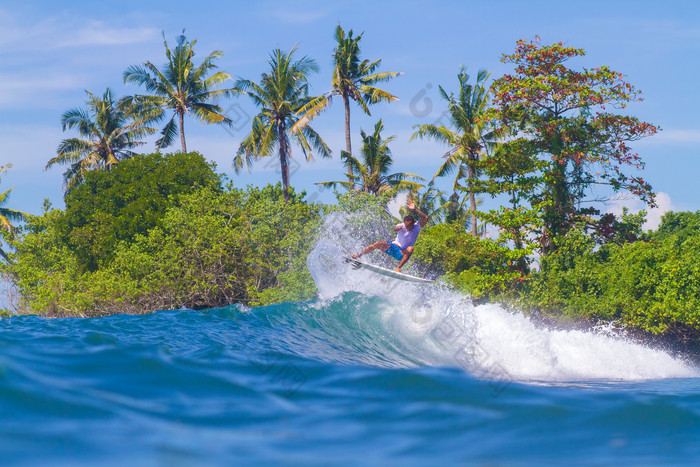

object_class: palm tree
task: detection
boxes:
[0,164,28,263]
[46,88,159,194]
[294,25,401,182]
[318,120,423,195]
[410,67,496,236]
[233,46,331,202]
[406,181,450,226]
[123,31,233,153]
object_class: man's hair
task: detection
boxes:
[403,215,415,223]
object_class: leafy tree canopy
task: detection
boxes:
[58,151,222,270]
[4,183,320,315]
[488,37,659,253]
[651,211,700,244]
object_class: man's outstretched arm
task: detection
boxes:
[407,199,429,227]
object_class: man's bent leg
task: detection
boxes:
[353,241,390,259]
[396,246,414,272]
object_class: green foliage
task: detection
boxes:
[123,31,233,153]
[333,188,395,214]
[414,222,529,299]
[47,88,159,194]
[522,229,608,320]
[3,207,92,315]
[58,152,221,271]
[652,211,700,243]
[519,219,700,337]
[488,37,659,253]
[104,184,321,310]
[234,46,330,201]
[576,208,647,246]
[326,190,398,236]
[4,183,321,316]
[411,208,700,347]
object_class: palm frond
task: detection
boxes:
[359,85,399,105]
[360,70,403,86]
[298,125,331,159]
[191,103,230,124]
[156,115,178,149]
[291,94,330,133]
[332,25,401,150]
[410,124,459,145]
[123,32,234,153]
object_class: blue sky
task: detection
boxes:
[1,0,699,228]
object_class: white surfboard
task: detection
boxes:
[344,256,434,284]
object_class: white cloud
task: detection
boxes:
[0,10,160,109]
[642,128,700,145]
[0,72,85,106]
[607,191,674,231]
[270,9,328,24]
[0,9,158,51]
[644,192,675,231]
[52,23,159,49]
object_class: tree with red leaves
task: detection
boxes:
[487,37,659,254]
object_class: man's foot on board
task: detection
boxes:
[351,253,360,259]
[395,267,402,273]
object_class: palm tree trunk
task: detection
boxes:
[179,111,187,153]
[468,161,477,237]
[469,192,477,236]
[278,124,290,202]
[343,94,353,184]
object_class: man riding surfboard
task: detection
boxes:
[351,199,429,272]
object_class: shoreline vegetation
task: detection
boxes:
[2,30,699,359]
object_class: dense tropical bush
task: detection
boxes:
[2,154,321,316]
[412,210,700,351]
[414,223,528,300]
[513,212,700,343]
[56,151,222,271]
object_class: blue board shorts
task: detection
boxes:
[383,242,404,261]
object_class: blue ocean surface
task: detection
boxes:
[2,236,700,465]
[2,292,700,465]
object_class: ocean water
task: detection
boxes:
[2,216,700,465]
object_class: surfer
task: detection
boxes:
[351,199,429,272]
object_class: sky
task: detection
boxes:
[1,0,699,230]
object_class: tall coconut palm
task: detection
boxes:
[123,31,233,153]
[318,120,423,195]
[294,25,401,182]
[46,88,159,194]
[233,46,331,202]
[410,67,496,236]
[0,164,28,263]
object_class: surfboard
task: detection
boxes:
[343,256,434,284]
